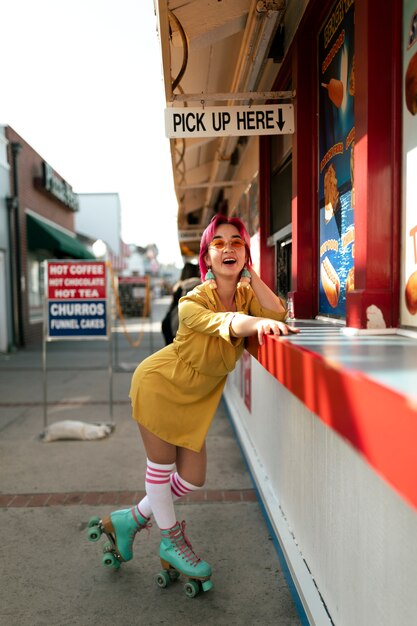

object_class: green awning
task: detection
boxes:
[26,213,95,259]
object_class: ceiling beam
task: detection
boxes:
[156,0,173,103]
[178,180,250,190]
[184,161,214,185]
[171,0,249,49]
[170,90,294,103]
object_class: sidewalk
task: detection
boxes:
[0,298,300,626]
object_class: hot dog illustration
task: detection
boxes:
[321,256,340,308]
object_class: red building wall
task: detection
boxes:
[6,126,78,344]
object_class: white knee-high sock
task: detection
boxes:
[136,469,201,521]
[169,472,201,500]
[142,459,176,530]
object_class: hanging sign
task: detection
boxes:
[46,260,108,338]
[165,104,294,138]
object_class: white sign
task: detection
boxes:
[165,104,294,139]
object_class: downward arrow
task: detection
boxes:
[276,108,285,131]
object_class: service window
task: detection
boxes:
[269,129,292,299]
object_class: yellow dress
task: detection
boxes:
[129,282,287,452]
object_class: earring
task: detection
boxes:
[205,267,217,289]
[238,266,252,287]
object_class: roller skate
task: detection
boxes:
[154,520,213,597]
[87,507,150,570]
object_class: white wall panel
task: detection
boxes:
[225,356,417,626]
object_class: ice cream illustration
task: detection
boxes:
[321,78,344,108]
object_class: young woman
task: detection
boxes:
[88,214,298,594]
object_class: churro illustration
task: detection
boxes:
[346,267,355,293]
[324,163,339,223]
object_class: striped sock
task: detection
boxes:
[170,471,201,500]
[143,459,176,529]
[137,470,201,519]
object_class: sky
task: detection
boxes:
[0,0,183,266]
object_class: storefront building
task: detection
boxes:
[0,127,12,353]
[4,126,93,347]
[155,1,417,624]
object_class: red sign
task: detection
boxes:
[47,261,106,300]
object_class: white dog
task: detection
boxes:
[41,420,114,442]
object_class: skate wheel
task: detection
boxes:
[201,579,213,592]
[184,580,200,598]
[87,516,100,528]
[155,570,170,589]
[168,569,180,582]
[87,525,102,542]
[102,551,119,569]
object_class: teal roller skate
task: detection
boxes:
[155,520,213,597]
[87,507,150,569]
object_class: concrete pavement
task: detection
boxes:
[0,298,301,626]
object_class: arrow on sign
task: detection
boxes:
[276,108,285,131]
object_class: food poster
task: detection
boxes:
[318,0,355,317]
[401,1,417,327]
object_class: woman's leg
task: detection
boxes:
[139,423,177,464]
[138,425,177,529]
[138,426,212,583]
[136,426,207,522]
[175,442,207,487]
[169,442,206,503]
[138,424,207,477]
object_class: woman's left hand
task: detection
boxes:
[255,318,300,345]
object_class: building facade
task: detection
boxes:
[0,127,12,352]
[76,192,129,272]
[4,126,93,347]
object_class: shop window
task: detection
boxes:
[27,252,46,324]
[270,156,292,235]
[276,236,292,299]
[269,136,292,298]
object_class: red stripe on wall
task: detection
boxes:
[258,336,417,511]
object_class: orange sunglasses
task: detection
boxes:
[209,237,246,251]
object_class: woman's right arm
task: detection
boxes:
[230,313,299,345]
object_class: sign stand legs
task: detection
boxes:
[108,308,114,423]
[42,334,48,429]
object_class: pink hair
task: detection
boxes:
[199,214,252,279]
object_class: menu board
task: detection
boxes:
[318,0,355,317]
[46,261,108,338]
[401,1,417,328]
